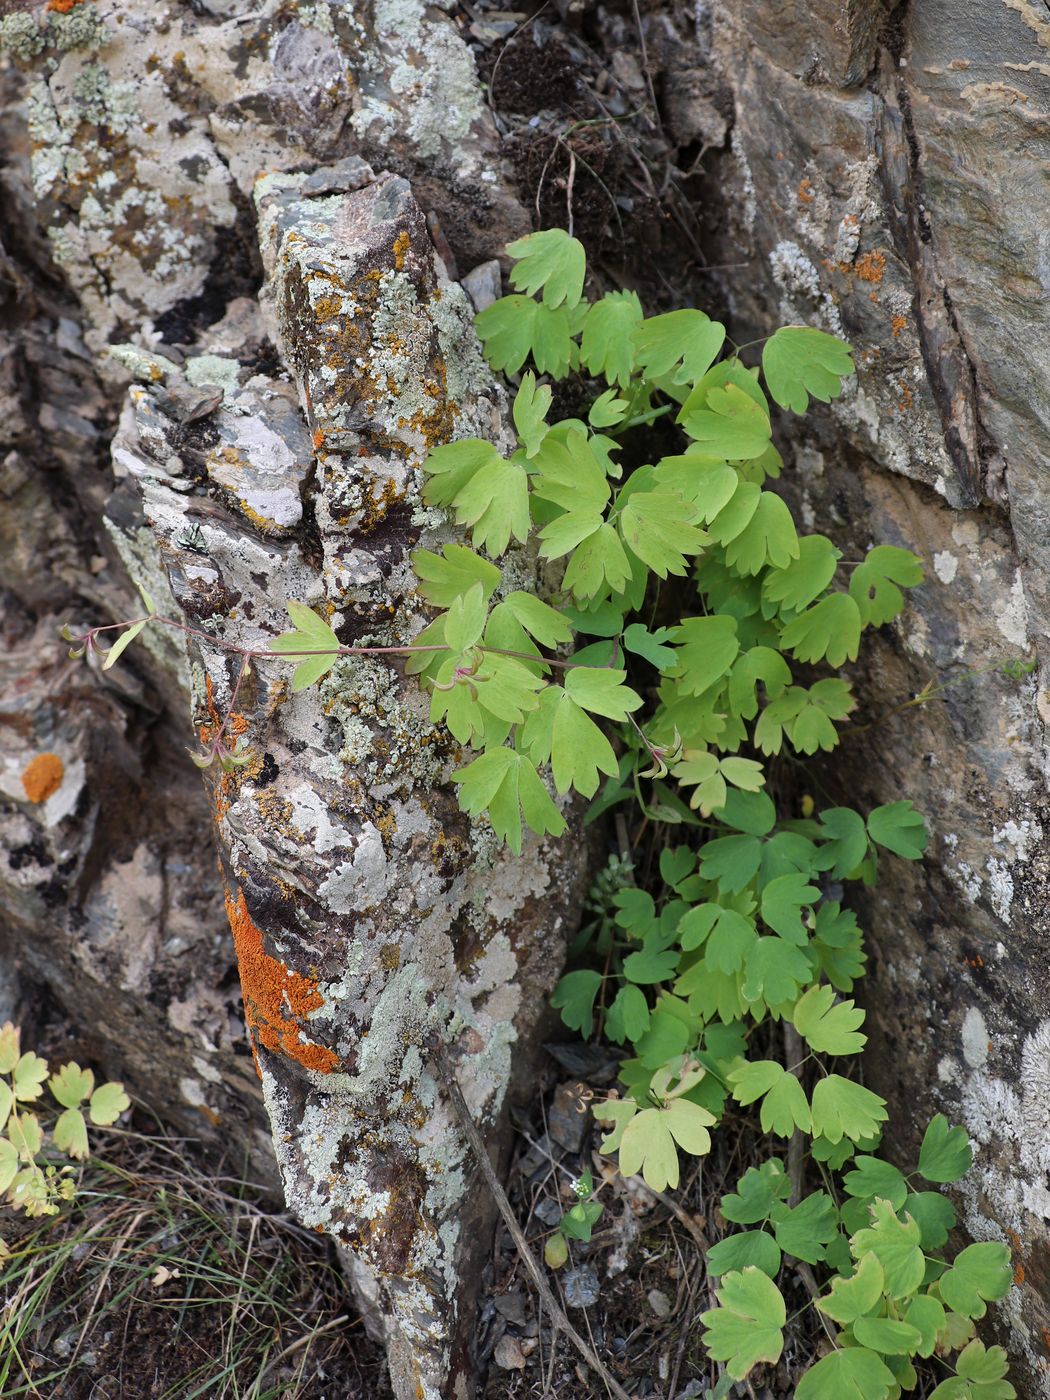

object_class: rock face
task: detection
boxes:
[0,3,579,1395]
[698,0,1050,1387]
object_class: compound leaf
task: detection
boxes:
[700,1268,786,1380]
[762,326,855,414]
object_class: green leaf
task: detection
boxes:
[507,228,586,308]
[623,623,676,670]
[762,326,855,414]
[551,970,603,1038]
[917,1114,973,1184]
[619,491,708,578]
[813,807,869,879]
[707,1230,782,1279]
[0,1023,20,1075]
[721,1159,791,1225]
[454,748,565,853]
[793,984,867,1056]
[854,1317,923,1355]
[270,601,343,691]
[904,1293,947,1357]
[101,618,147,671]
[522,689,618,797]
[707,479,762,544]
[48,1062,94,1110]
[818,1251,886,1324]
[937,1242,1012,1319]
[867,802,928,860]
[811,1077,889,1145]
[670,615,740,696]
[87,1081,130,1126]
[0,1137,18,1194]
[589,389,630,428]
[759,1070,813,1138]
[544,1232,569,1269]
[623,945,679,985]
[699,1268,785,1380]
[904,1191,956,1249]
[699,834,762,893]
[618,1108,681,1190]
[564,667,642,720]
[12,1052,48,1103]
[633,309,726,385]
[558,523,632,599]
[728,647,792,720]
[770,1193,838,1265]
[424,441,530,557]
[512,371,552,457]
[580,291,643,386]
[0,1081,11,1133]
[476,296,575,376]
[411,544,501,608]
[654,455,739,522]
[851,1199,925,1298]
[723,492,799,576]
[760,873,819,943]
[53,1106,89,1160]
[532,430,611,515]
[780,593,863,667]
[444,582,488,652]
[741,936,812,1006]
[683,384,772,460]
[842,1156,908,1209]
[795,1347,895,1400]
[763,535,841,612]
[502,591,574,648]
[929,1340,1015,1400]
[605,985,651,1044]
[850,546,924,627]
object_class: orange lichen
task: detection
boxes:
[1014,1262,1026,1285]
[21,753,63,804]
[313,428,325,450]
[854,250,886,283]
[46,0,85,11]
[393,230,410,271]
[797,177,814,205]
[891,313,908,337]
[224,887,338,1075]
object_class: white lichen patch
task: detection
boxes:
[933,549,958,583]
[995,569,1030,647]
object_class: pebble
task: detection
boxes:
[563,1264,600,1308]
[493,1335,527,1371]
[548,1080,590,1153]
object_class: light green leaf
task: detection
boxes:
[551,970,603,1038]
[502,591,573,648]
[522,689,618,797]
[53,1106,89,1160]
[545,1231,569,1270]
[795,1346,895,1400]
[683,384,772,460]
[663,1097,716,1155]
[850,546,924,627]
[721,1159,791,1225]
[454,748,565,853]
[867,801,928,860]
[512,371,552,457]
[707,1230,782,1279]
[0,1081,10,1133]
[428,443,529,557]
[654,455,740,522]
[0,1137,18,1194]
[580,291,643,386]
[507,228,586,308]
[850,1199,925,1298]
[622,622,676,670]
[49,1062,94,1110]
[619,490,709,579]
[760,1071,813,1138]
[842,1156,908,1209]
[929,1340,1015,1400]
[633,309,726,385]
[87,1081,130,1126]
[605,985,651,1044]
[763,534,841,612]
[0,1024,19,1075]
[903,1293,947,1357]
[12,1052,48,1103]
[728,647,792,720]
[723,491,799,575]
[444,583,488,653]
[811,1077,889,1145]
[618,1108,680,1190]
[476,296,575,376]
[588,388,630,428]
[564,667,642,720]
[761,326,855,414]
[270,602,343,691]
[533,431,611,515]
[780,593,863,667]
[760,873,819,943]
[917,1114,973,1184]
[937,1242,1012,1319]
[101,618,147,671]
[793,984,867,1055]
[770,1193,838,1264]
[741,936,812,1006]
[559,523,632,599]
[818,1251,886,1324]
[411,544,502,608]
[699,1268,786,1380]
[669,615,740,696]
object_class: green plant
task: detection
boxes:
[0,1023,128,1235]
[543,1166,605,1270]
[68,228,1015,1395]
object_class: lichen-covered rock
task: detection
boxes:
[105,165,584,1399]
[700,3,1050,1387]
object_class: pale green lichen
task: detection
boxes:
[50,5,107,53]
[0,13,46,60]
[185,354,242,395]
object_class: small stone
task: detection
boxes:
[493,1334,526,1370]
[647,1287,672,1318]
[461,259,503,314]
[494,1291,527,1325]
[563,1264,600,1308]
[548,1080,590,1153]
[534,1196,562,1226]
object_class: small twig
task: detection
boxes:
[430,1043,633,1400]
[782,1021,805,1210]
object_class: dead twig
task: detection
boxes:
[430,1043,633,1400]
